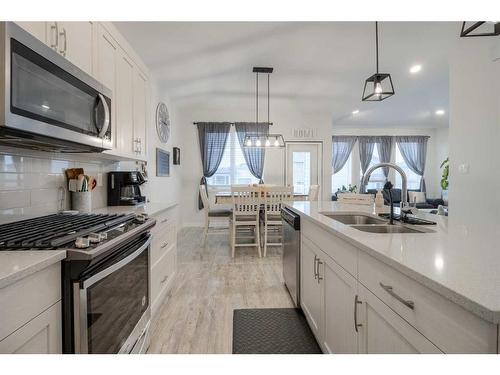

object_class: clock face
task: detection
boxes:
[156,102,170,143]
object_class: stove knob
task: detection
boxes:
[136,213,148,223]
[99,232,108,241]
[88,233,101,243]
[75,237,90,249]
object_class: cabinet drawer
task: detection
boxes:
[0,301,62,354]
[151,245,176,306]
[0,263,61,341]
[358,251,497,353]
[151,221,176,264]
[302,219,357,277]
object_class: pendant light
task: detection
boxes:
[362,22,395,102]
[244,67,285,148]
[460,22,500,37]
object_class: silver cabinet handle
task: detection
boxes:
[316,259,323,283]
[50,22,59,50]
[160,275,168,284]
[161,241,169,249]
[379,282,415,310]
[354,295,363,332]
[59,27,67,56]
[313,255,318,279]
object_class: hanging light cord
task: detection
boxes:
[256,72,259,124]
[375,21,379,74]
[267,73,270,125]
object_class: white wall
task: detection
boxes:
[448,37,500,238]
[331,127,449,198]
[179,105,333,227]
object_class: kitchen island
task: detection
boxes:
[285,201,499,354]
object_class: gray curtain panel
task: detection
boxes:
[374,136,393,179]
[358,136,376,193]
[332,136,357,173]
[235,122,270,184]
[396,136,429,192]
[196,122,231,209]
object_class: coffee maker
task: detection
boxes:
[107,171,147,206]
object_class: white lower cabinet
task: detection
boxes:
[356,284,441,354]
[322,254,358,354]
[301,227,499,354]
[300,237,323,339]
[0,301,62,354]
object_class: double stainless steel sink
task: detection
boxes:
[320,213,434,234]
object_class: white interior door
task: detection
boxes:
[286,142,321,196]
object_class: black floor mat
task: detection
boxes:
[232,308,322,354]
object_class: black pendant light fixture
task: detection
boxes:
[244,67,285,148]
[460,22,500,37]
[362,21,395,102]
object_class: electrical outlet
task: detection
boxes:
[458,163,470,174]
[97,173,103,187]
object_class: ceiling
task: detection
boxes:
[114,22,460,128]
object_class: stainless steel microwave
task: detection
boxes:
[0,22,112,152]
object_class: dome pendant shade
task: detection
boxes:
[460,22,500,37]
[362,22,395,102]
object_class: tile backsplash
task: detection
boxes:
[0,150,141,220]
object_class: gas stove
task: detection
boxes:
[0,212,156,353]
[0,212,155,260]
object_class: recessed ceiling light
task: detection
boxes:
[410,65,422,74]
[435,109,445,115]
[352,110,359,115]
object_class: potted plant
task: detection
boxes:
[440,157,449,205]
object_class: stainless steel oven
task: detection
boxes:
[0,22,112,152]
[72,233,151,354]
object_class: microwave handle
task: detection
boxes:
[95,93,110,138]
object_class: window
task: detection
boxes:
[292,152,311,194]
[395,147,421,190]
[332,153,352,193]
[207,128,259,186]
[364,144,386,190]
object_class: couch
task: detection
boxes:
[365,188,444,209]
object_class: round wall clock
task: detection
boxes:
[156,102,170,143]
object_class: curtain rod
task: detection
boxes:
[193,122,273,126]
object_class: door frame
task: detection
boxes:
[284,141,324,198]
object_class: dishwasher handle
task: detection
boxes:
[281,208,300,230]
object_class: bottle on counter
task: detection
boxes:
[375,189,384,209]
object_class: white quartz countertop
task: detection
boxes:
[93,201,178,217]
[285,201,500,324]
[0,250,66,289]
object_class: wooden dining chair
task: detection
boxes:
[199,184,232,243]
[261,186,293,257]
[308,185,320,201]
[229,186,261,258]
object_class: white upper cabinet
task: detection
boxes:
[133,69,148,158]
[57,22,94,75]
[116,50,135,157]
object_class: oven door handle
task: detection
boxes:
[81,235,151,289]
[95,93,111,139]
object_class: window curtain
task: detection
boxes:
[332,136,357,173]
[358,136,376,193]
[196,122,231,209]
[373,136,393,180]
[396,136,429,192]
[234,122,269,184]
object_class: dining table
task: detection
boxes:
[214,191,308,205]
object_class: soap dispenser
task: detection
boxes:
[375,189,384,208]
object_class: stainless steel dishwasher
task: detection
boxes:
[281,207,301,307]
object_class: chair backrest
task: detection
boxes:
[264,186,293,216]
[308,185,320,201]
[199,184,210,211]
[231,186,261,216]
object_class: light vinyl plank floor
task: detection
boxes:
[148,227,294,354]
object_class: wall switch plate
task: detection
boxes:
[97,173,103,187]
